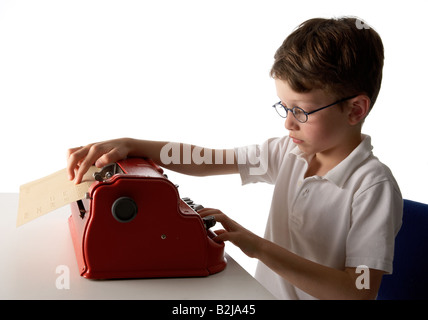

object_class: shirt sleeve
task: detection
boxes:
[345,179,403,274]
[234,136,294,186]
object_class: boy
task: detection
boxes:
[67,17,402,299]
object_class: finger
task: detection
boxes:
[198,208,223,218]
[213,229,227,235]
[74,144,108,184]
[211,229,229,243]
[202,210,230,225]
[66,146,82,159]
[67,146,89,181]
[213,229,228,237]
[95,147,126,168]
[197,208,239,235]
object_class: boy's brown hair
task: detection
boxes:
[270,17,384,110]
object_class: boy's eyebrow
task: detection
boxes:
[279,98,316,107]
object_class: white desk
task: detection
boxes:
[0,193,275,300]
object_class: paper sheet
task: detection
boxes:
[17,166,98,227]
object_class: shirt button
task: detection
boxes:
[302,189,309,197]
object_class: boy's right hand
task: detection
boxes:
[67,138,132,184]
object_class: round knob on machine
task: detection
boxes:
[111,197,138,223]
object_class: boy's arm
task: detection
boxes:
[67,137,238,184]
[199,208,384,300]
[255,238,384,300]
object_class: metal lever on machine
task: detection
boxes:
[77,200,86,219]
[182,197,216,230]
[93,163,122,182]
[202,215,216,230]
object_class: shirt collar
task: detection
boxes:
[325,135,373,188]
[289,135,374,188]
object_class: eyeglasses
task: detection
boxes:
[272,95,358,123]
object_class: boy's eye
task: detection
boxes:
[293,107,305,115]
[292,107,308,122]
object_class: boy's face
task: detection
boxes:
[275,79,360,157]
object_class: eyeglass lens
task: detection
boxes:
[274,104,307,123]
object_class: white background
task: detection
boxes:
[1,0,427,276]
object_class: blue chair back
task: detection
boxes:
[377,199,428,300]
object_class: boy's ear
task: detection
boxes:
[348,95,371,125]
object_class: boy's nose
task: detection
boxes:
[284,114,299,131]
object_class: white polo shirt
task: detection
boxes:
[235,135,403,300]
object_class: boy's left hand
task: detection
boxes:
[198,208,263,259]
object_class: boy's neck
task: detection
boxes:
[304,133,363,178]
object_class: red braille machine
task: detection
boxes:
[68,158,226,279]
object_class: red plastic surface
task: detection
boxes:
[69,158,226,279]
